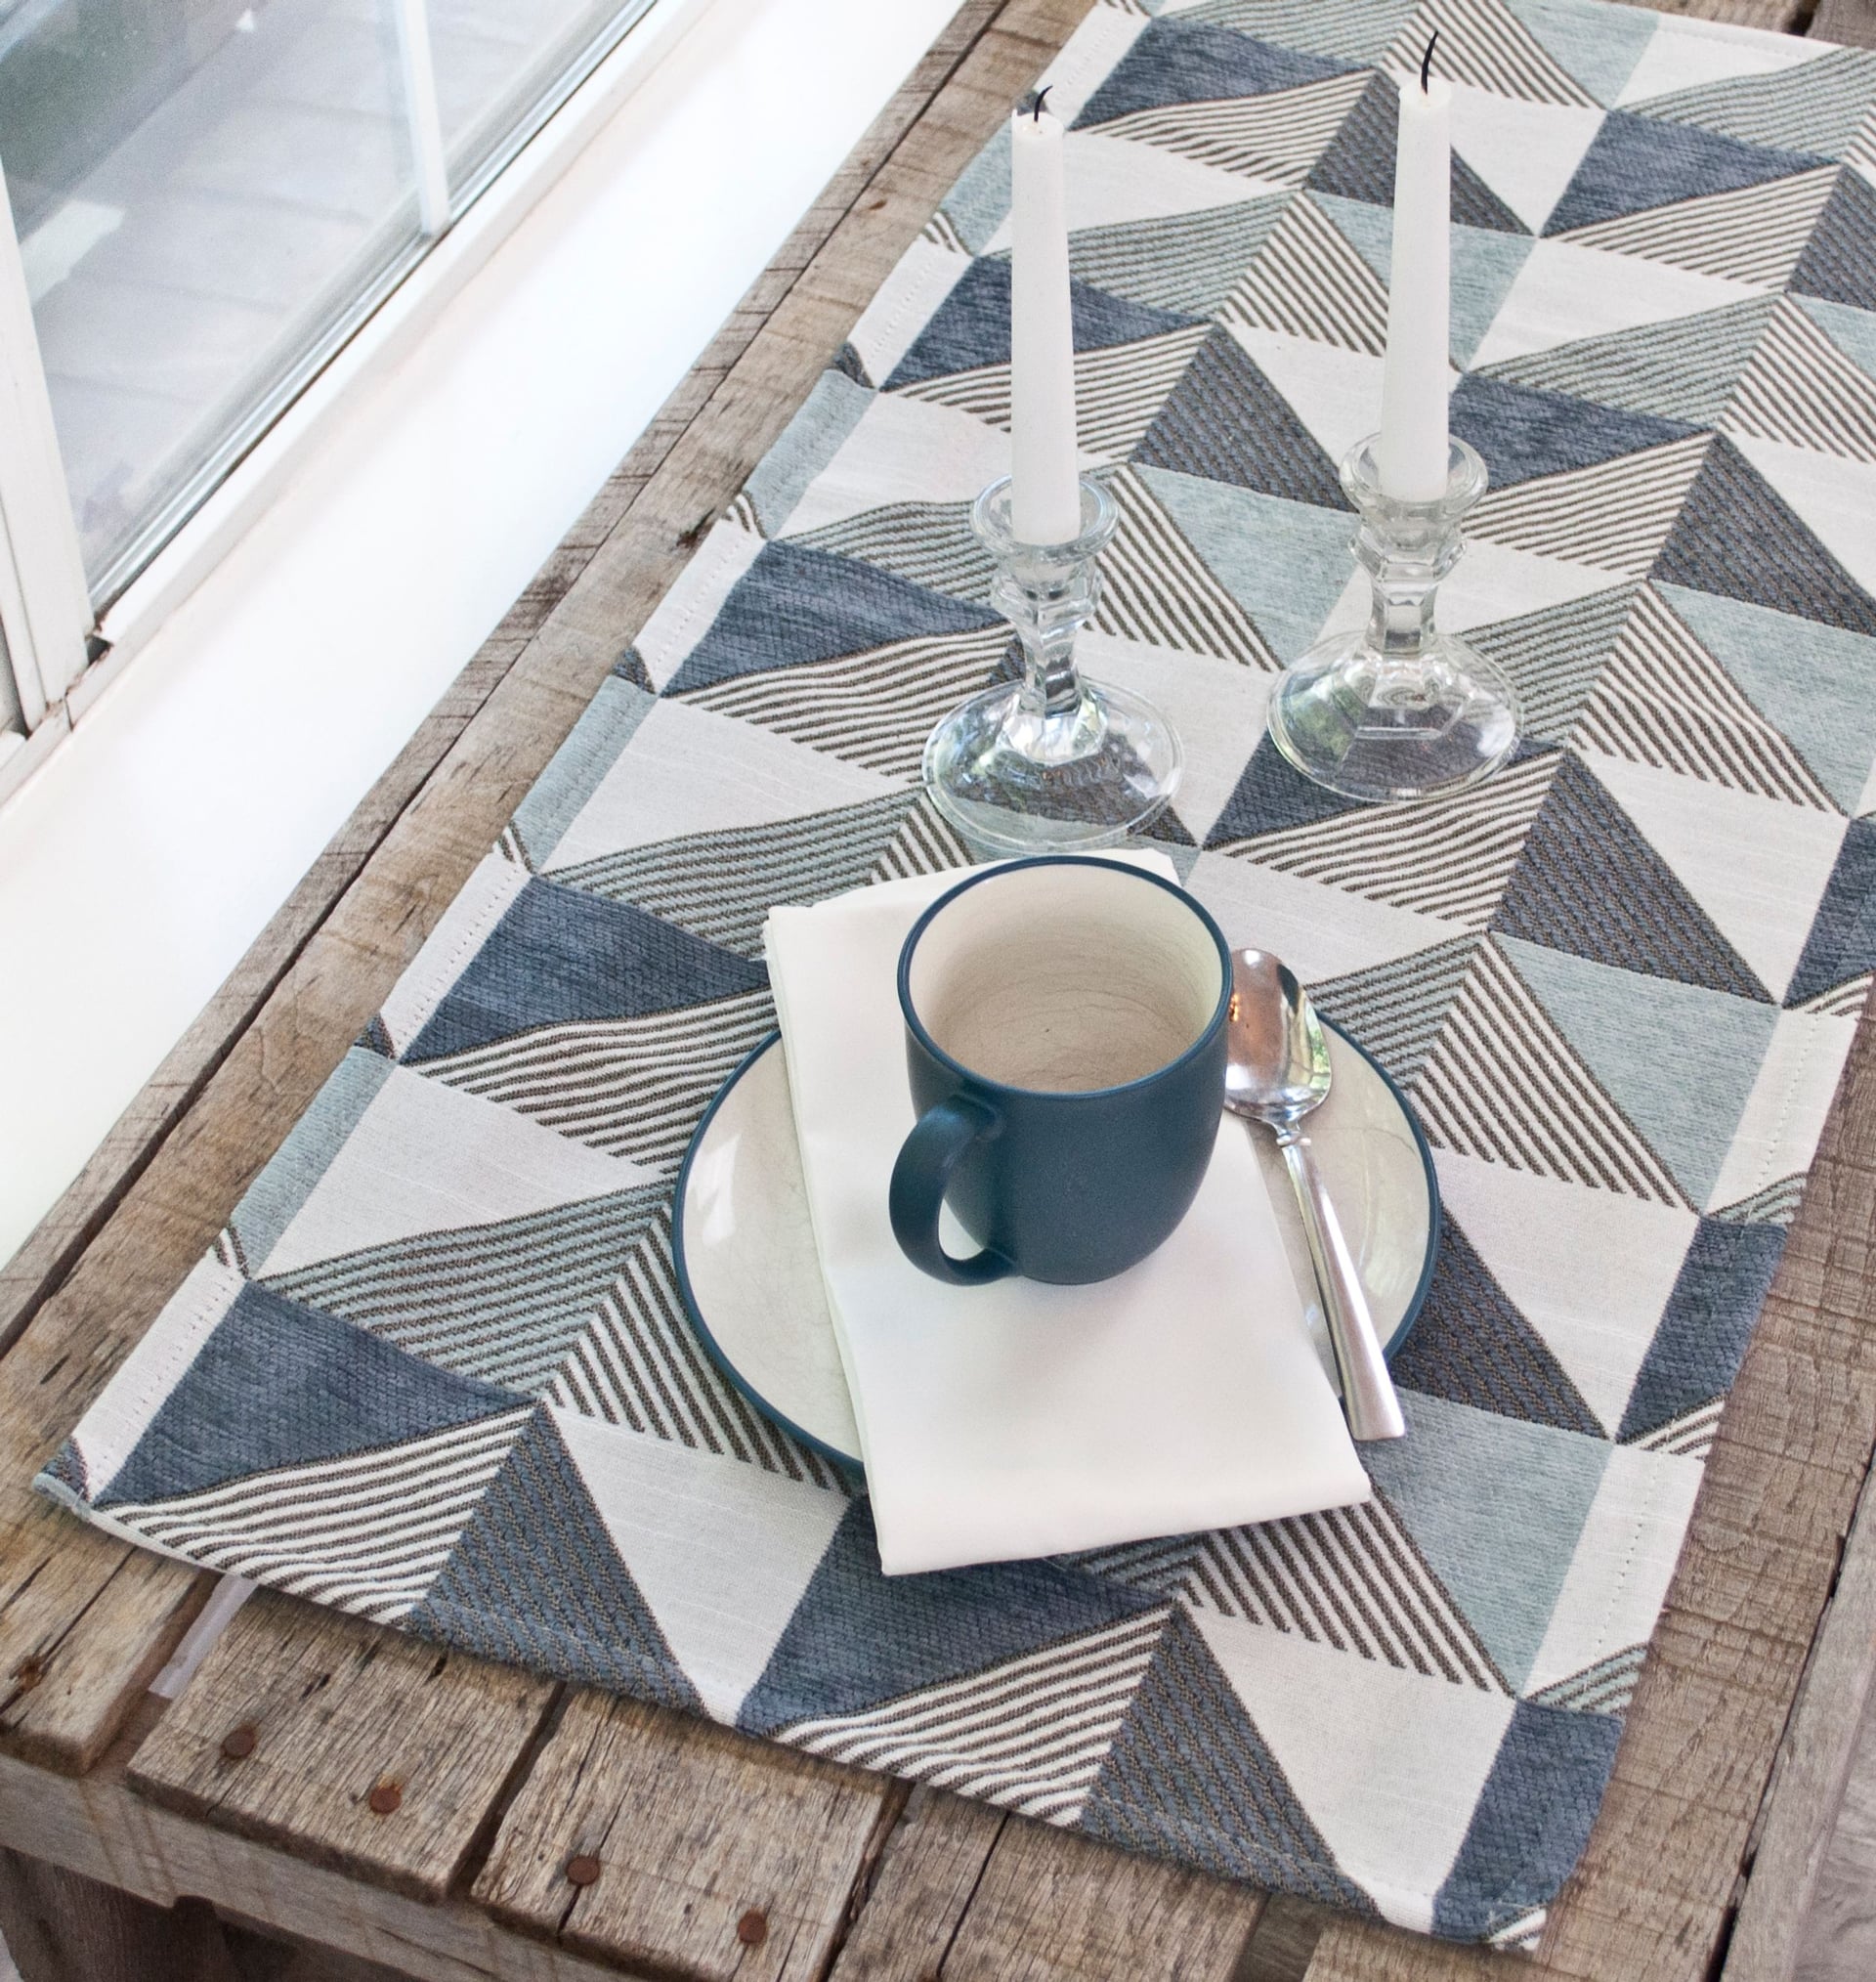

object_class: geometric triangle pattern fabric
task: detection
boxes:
[42,0,1876,1950]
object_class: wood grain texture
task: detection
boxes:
[125,1596,555,1903]
[473,1691,897,1980]
[0,1850,241,1982]
[1810,0,1876,46]
[1793,1692,1876,1982]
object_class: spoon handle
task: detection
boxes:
[1277,1130,1406,1442]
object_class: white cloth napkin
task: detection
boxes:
[764,854,1370,1574]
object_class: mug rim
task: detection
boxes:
[896,855,1233,1103]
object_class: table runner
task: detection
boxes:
[38,0,1876,1948]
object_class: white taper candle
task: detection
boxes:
[1009,93,1083,544]
[1377,59,1453,505]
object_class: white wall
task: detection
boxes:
[0,0,959,1267]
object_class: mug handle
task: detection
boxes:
[889,1094,1015,1285]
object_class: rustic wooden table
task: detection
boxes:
[3,1,1874,1977]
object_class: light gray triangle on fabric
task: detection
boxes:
[1070,194,1292,318]
[745,368,874,537]
[1135,466,1356,663]
[1360,1389,1611,1694]
[1503,0,1658,108]
[1657,582,1876,813]
[1312,192,1392,286]
[1498,934,1777,1209]
[941,121,1011,254]
[1452,227,1537,368]
[509,676,659,871]
[1798,295,1876,385]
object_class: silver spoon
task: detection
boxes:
[1224,948,1406,1443]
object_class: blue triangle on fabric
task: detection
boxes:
[1546,112,1827,236]
[1491,753,1770,1001]
[1389,1218,1601,1436]
[1081,1607,1380,1912]
[1656,583,1876,813]
[1433,1702,1623,1938]
[1787,818,1876,1009]
[1362,1393,1610,1693]
[1498,936,1777,1210]
[1790,167,1876,314]
[1133,330,1350,510]
[664,539,1002,694]
[407,1410,704,1710]
[405,880,767,1063]
[1452,228,1537,367]
[737,1499,1159,1731]
[1799,295,1876,385]
[1448,375,1695,490]
[1136,468,1358,664]
[1075,18,1355,130]
[1652,438,1876,639]
[96,1282,525,1507]
[1617,1219,1787,1443]
[884,257,1200,390]
[1205,736,1364,846]
[1504,0,1658,108]
[1306,70,1527,235]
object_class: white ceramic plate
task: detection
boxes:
[672,1026,1440,1469]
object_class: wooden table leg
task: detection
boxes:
[0,1849,241,1982]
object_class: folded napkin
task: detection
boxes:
[764,854,1370,1574]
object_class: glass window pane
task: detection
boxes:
[430,0,654,198]
[3,0,425,600]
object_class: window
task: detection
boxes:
[0,0,661,753]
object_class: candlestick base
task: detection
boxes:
[1266,437,1520,804]
[923,477,1182,852]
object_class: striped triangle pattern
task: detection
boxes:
[779,1608,1171,1824]
[788,502,995,606]
[1305,936,1478,1087]
[105,1407,534,1624]
[1475,298,1777,431]
[1629,48,1876,163]
[414,987,777,1171]
[867,794,976,882]
[548,792,920,958]
[1463,586,1636,744]
[1555,166,1837,286]
[1078,69,1374,186]
[1527,1644,1644,1717]
[1179,1495,1509,1694]
[1069,195,1292,318]
[1570,585,1835,811]
[1414,938,1689,1205]
[1466,433,1710,578]
[543,1214,848,1492]
[1178,0,1420,65]
[1722,294,1876,465]
[1220,191,1391,354]
[1211,748,1558,928]
[680,625,1010,779]
[1386,0,1596,108]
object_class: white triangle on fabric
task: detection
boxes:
[1726,431,1876,600]
[1432,1149,1697,1435]
[1222,322,1389,465]
[1077,628,1276,845]
[1581,750,1848,1003]
[550,1404,847,1724]
[1449,84,1603,234]
[1029,1,1149,125]
[1188,1606,1516,1933]
[1188,850,1474,983]
[260,1066,656,1278]
[1470,238,1763,371]
[980,131,1288,243]
[1616,16,1829,108]
[1315,533,1626,646]
[1523,1444,1704,1699]
[785,391,1023,539]
[1706,1006,1862,1215]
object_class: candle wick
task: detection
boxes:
[1420,30,1438,92]
[1030,84,1051,122]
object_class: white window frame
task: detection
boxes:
[0,0,683,799]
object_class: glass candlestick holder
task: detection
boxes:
[922,476,1183,853]
[1265,435,1520,803]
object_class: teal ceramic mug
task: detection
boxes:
[888,857,1231,1286]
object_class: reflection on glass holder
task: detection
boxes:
[1265,436,1521,804]
[921,476,1183,853]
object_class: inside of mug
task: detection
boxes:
[906,863,1224,1094]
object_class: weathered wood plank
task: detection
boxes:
[1726,1465,1876,1980]
[1790,1691,1876,1982]
[0,1849,242,1982]
[1301,1918,1501,1982]
[125,1597,555,1903]
[1811,0,1876,46]
[472,1692,897,1981]
[825,1789,1005,1982]
[0,0,1041,1779]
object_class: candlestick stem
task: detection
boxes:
[1265,436,1519,802]
[920,477,1182,851]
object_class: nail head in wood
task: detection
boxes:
[220,1723,258,1761]
[366,1779,403,1816]
[738,1909,769,1947]
[566,1853,602,1888]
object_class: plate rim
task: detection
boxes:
[671,1021,1443,1474]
